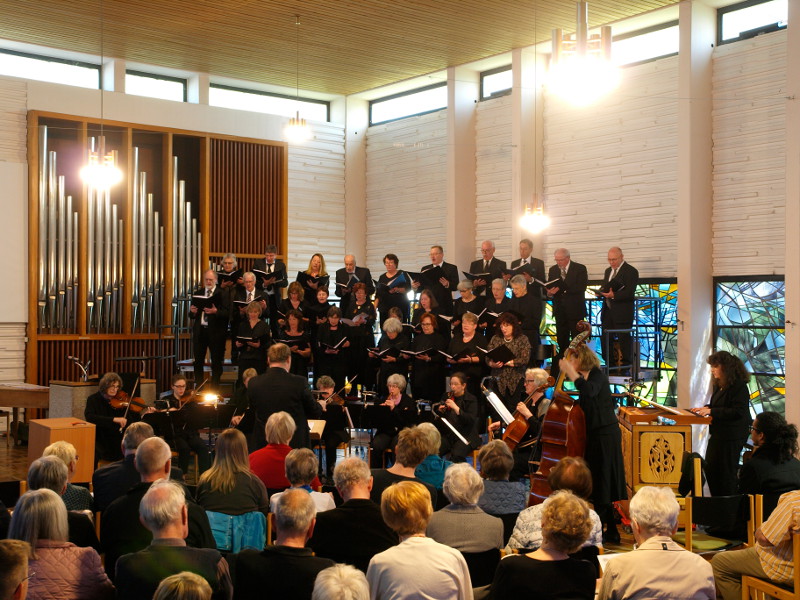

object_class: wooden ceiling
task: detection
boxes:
[0,0,682,96]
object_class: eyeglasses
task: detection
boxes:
[751,426,761,433]
[525,379,537,384]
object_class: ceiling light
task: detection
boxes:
[284,15,312,144]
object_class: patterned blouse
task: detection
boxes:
[486,334,531,395]
[504,501,603,553]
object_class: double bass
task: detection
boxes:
[528,321,590,505]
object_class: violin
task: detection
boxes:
[502,376,555,451]
[108,391,148,413]
[174,378,209,410]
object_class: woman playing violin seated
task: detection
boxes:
[84,372,146,463]
[158,374,211,477]
[315,375,350,479]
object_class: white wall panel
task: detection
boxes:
[0,323,26,383]
[543,56,679,280]
[365,110,449,275]
[475,95,513,262]
[712,31,786,276]
[0,78,27,163]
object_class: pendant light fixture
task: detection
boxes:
[284,14,312,144]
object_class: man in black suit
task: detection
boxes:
[334,254,375,309]
[547,248,588,366]
[413,245,459,315]
[508,238,546,290]
[100,437,215,581]
[247,343,321,451]
[599,247,639,370]
[468,240,507,296]
[189,269,229,389]
[92,421,184,512]
[308,457,398,572]
[252,244,288,337]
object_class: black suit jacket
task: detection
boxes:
[247,366,321,449]
[468,257,507,296]
[334,266,375,308]
[308,498,399,572]
[231,546,335,600]
[92,454,185,512]
[601,261,639,326]
[233,288,269,321]
[511,256,546,293]
[421,261,460,315]
[188,286,230,335]
[252,258,288,295]
[547,261,588,322]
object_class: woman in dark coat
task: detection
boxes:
[691,350,752,496]
[406,311,447,402]
[370,373,417,467]
[559,344,626,543]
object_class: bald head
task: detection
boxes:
[344,255,356,273]
[607,247,624,270]
[203,269,217,288]
[135,437,172,480]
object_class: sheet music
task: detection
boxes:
[437,414,469,446]
[483,389,514,425]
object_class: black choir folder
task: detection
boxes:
[191,295,217,309]
[217,268,242,284]
[462,271,491,282]
[479,344,516,364]
[253,269,286,284]
[337,274,361,288]
[596,278,626,296]
[375,272,407,290]
[408,266,444,286]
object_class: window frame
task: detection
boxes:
[717,0,788,46]
[612,20,680,67]
[125,69,188,102]
[209,83,330,122]
[479,65,513,101]
[368,82,448,126]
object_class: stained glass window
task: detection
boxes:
[715,279,785,417]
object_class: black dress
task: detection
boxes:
[370,394,417,467]
[376,272,411,324]
[490,554,595,599]
[343,298,377,384]
[278,330,311,378]
[237,319,271,377]
[408,331,447,402]
[482,295,512,337]
[411,306,452,344]
[435,391,480,462]
[705,379,751,496]
[373,332,411,396]
[315,322,351,390]
[85,392,141,463]
[446,332,488,400]
[452,296,485,335]
[296,270,330,298]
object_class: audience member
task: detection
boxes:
[232,489,335,600]
[367,481,472,600]
[414,422,453,490]
[270,448,335,513]
[0,501,10,540]
[249,412,321,491]
[370,426,438,507]
[738,411,800,506]
[100,437,215,580]
[308,457,398,572]
[0,539,31,600]
[312,564,369,600]
[42,441,92,511]
[197,429,269,518]
[92,421,184,512]
[426,463,503,553]
[476,440,528,515]
[490,490,595,599]
[153,572,212,600]
[597,486,714,599]
[114,480,232,600]
[9,489,113,600]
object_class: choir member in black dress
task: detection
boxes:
[412,245,460,316]
[375,253,411,325]
[296,252,329,298]
[85,372,143,463]
[509,274,543,360]
[690,350,752,496]
[433,373,480,463]
[452,280,484,335]
[235,301,271,379]
[412,289,451,344]
[304,287,333,342]
[218,253,244,362]
[344,282,377,386]
[316,306,351,390]
[369,317,411,396]
[445,311,487,401]
[278,309,312,379]
[252,244,288,337]
[482,278,512,335]
[315,375,351,479]
[232,272,268,363]
[559,344,626,543]
[486,313,531,412]
[370,373,417,468]
[407,312,448,402]
[334,254,375,310]
[160,374,212,476]
[277,281,306,329]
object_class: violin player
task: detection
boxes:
[85,372,149,464]
[315,375,350,479]
[159,374,211,476]
[433,372,480,463]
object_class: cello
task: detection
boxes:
[501,376,555,451]
[528,321,591,506]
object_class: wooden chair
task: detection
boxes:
[741,532,800,600]
[675,494,754,552]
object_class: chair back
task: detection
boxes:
[741,532,800,600]
[460,548,501,587]
[675,494,754,551]
[492,512,519,546]
[205,510,267,553]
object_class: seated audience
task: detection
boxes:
[42,441,92,511]
[197,429,269,518]
[153,572,213,600]
[232,489,335,600]
[249,412,321,491]
[308,457,398,572]
[476,440,528,515]
[101,437,215,580]
[367,481,472,600]
[426,463,503,553]
[92,421,184,512]
[597,486,714,600]
[27,455,100,551]
[270,448,335,513]
[712,489,800,600]
[738,411,800,507]
[414,422,453,491]
[505,456,602,553]
[490,490,596,599]
[0,539,31,600]
[115,480,232,600]
[370,426,438,508]
[312,564,369,600]
[9,489,113,600]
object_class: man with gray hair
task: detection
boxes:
[0,539,30,600]
[233,489,335,599]
[115,480,232,600]
[92,421,184,511]
[309,457,398,572]
[189,268,229,389]
[252,244,288,337]
[469,240,507,296]
[597,486,714,599]
[26,455,100,550]
[546,247,588,375]
[334,254,374,309]
[100,436,215,581]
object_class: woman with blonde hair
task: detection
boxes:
[196,428,269,518]
[297,253,329,298]
[42,440,93,511]
[153,571,212,600]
